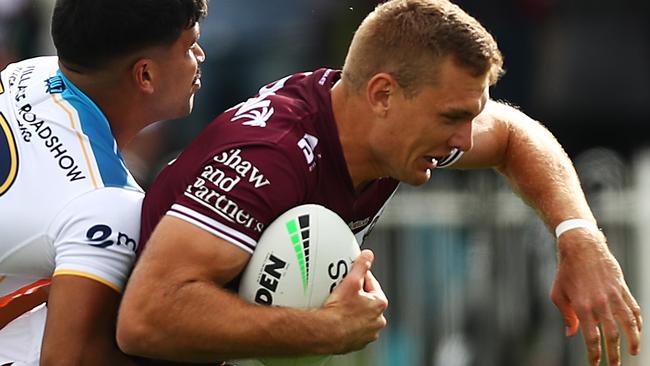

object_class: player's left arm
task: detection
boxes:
[454,99,642,366]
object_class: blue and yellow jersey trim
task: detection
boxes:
[49,91,101,189]
[47,71,140,191]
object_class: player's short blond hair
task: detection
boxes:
[342,0,504,97]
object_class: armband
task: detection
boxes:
[554,218,599,238]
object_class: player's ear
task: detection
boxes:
[366,73,396,117]
[132,58,155,94]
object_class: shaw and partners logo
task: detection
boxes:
[185,176,265,233]
[212,148,270,189]
[285,214,311,294]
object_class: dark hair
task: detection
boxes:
[52,0,208,71]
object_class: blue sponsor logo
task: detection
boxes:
[45,75,65,94]
[86,224,138,251]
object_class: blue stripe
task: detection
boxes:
[55,70,139,190]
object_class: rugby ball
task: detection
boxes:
[238,204,361,366]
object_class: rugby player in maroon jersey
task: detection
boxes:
[118,1,641,365]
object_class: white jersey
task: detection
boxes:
[0,56,142,303]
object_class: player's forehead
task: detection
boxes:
[440,88,489,116]
[425,60,490,115]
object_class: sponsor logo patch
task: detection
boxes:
[17,103,86,182]
[86,224,138,251]
[0,113,18,196]
[212,148,270,188]
[186,149,271,234]
[229,75,292,127]
[185,178,265,233]
[45,75,66,94]
[297,133,319,166]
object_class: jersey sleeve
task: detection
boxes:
[48,187,143,292]
[168,144,307,255]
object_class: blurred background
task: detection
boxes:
[2,0,649,365]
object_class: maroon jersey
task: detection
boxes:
[141,69,461,254]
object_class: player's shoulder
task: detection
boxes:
[1,56,59,106]
[52,187,144,232]
[1,56,58,76]
[177,70,336,178]
[64,186,143,213]
[216,70,334,142]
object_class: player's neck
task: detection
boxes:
[331,80,384,192]
[59,63,150,149]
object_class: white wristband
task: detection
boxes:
[554,218,599,238]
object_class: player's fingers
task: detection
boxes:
[336,249,373,293]
[622,288,643,333]
[613,293,641,355]
[550,289,580,336]
[579,313,602,366]
[358,249,375,266]
[363,270,388,309]
[363,269,382,292]
[600,309,621,366]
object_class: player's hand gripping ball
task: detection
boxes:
[239,204,361,366]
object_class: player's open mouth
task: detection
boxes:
[192,70,202,89]
[423,155,438,169]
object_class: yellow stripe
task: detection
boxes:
[50,93,99,188]
[53,270,121,293]
[0,78,4,94]
[0,113,18,194]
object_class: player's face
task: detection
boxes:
[154,23,205,120]
[372,57,489,185]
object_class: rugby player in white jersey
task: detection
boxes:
[118,1,642,366]
[0,0,207,364]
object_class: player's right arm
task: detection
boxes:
[42,276,139,366]
[117,215,387,362]
[38,187,144,366]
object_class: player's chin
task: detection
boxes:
[175,92,199,117]
[167,101,194,121]
[186,94,197,113]
[402,169,431,186]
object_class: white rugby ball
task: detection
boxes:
[238,204,361,366]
